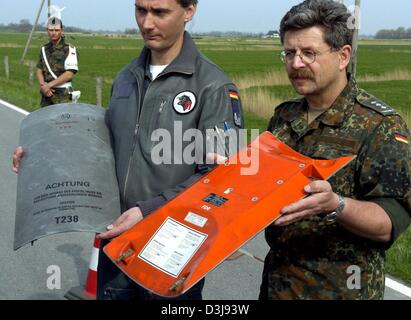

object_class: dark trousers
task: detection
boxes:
[40,88,71,107]
[97,239,205,300]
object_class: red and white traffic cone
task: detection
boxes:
[65,235,101,300]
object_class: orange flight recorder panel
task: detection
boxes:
[103,131,354,297]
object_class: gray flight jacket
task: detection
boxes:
[106,32,244,215]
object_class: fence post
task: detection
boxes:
[96,77,103,107]
[29,61,35,85]
[349,0,361,77]
[4,56,9,80]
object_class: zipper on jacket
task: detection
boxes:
[123,123,140,206]
[155,100,166,128]
[123,74,143,203]
[150,100,167,149]
[131,124,140,153]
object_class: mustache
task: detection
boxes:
[289,70,314,80]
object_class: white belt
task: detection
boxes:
[55,82,72,89]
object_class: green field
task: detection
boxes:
[0,32,410,285]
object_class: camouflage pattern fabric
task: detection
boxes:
[40,88,72,107]
[261,77,410,300]
[37,37,77,107]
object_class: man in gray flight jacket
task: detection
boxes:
[96,0,244,300]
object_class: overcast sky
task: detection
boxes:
[1,0,410,35]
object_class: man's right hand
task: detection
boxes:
[12,147,24,173]
[206,153,228,164]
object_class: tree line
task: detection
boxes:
[1,20,410,39]
[0,21,265,38]
[375,27,411,40]
[0,19,119,34]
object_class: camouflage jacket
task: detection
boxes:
[263,77,410,300]
[37,37,78,83]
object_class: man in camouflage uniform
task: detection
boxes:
[36,17,79,107]
[260,0,410,300]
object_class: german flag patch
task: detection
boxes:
[229,91,242,128]
[394,133,409,144]
[229,91,239,100]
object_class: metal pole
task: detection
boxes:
[4,56,9,80]
[349,0,361,77]
[48,0,51,18]
[20,0,46,64]
[29,61,35,85]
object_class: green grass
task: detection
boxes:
[1,32,410,285]
[356,45,411,77]
[0,78,38,111]
[204,50,279,77]
[386,230,411,285]
[245,84,298,101]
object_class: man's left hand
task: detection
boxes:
[40,83,54,97]
[97,207,144,240]
[274,180,339,226]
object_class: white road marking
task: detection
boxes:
[0,98,30,115]
[386,276,411,298]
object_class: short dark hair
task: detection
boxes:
[47,17,64,29]
[177,0,198,8]
[280,0,353,49]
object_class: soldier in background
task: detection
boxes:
[260,0,410,299]
[36,17,79,107]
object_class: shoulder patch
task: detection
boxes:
[394,132,409,145]
[228,90,242,128]
[356,95,397,116]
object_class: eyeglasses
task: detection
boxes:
[280,48,334,65]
